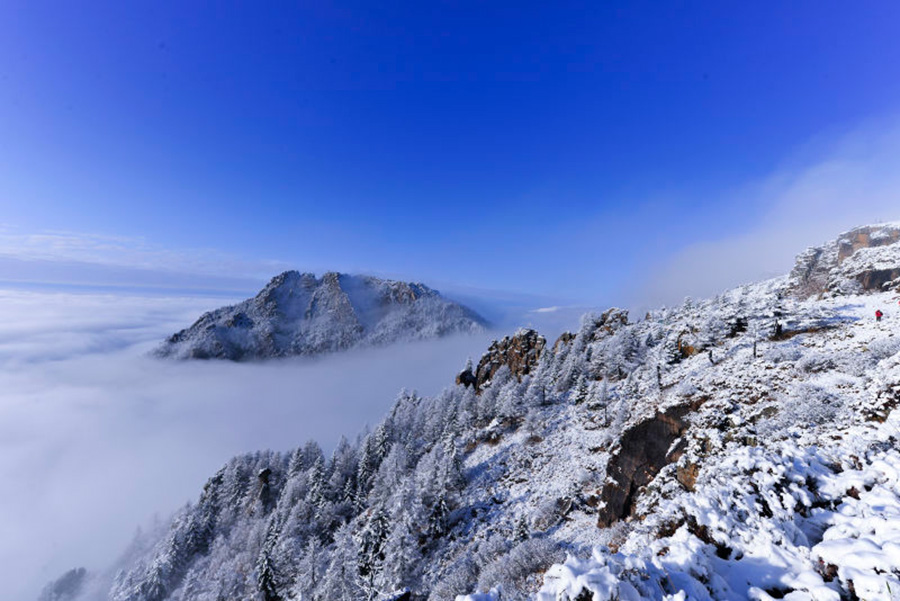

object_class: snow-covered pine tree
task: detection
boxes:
[356,506,390,600]
[320,524,360,601]
[306,455,327,516]
[570,374,589,404]
[291,536,324,601]
[256,520,284,601]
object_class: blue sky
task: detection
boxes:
[2,1,900,306]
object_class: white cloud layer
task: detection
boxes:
[0,289,495,600]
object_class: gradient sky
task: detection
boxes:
[2,1,900,305]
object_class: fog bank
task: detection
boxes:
[0,289,495,600]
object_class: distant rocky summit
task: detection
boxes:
[156,271,487,360]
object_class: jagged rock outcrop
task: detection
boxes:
[552,332,576,353]
[156,271,487,360]
[789,223,900,298]
[456,328,546,391]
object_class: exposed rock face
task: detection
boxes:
[456,328,546,391]
[676,331,698,360]
[675,461,701,492]
[789,224,900,298]
[552,332,576,353]
[157,271,487,360]
[455,368,477,388]
[597,405,692,527]
[856,267,900,292]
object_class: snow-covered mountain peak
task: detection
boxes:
[156,271,486,360]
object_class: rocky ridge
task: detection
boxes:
[156,271,487,360]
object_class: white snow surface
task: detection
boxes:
[529,417,900,601]
[455,227,900,600]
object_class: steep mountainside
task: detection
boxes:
[56,225,900,601]
[155,271,487,360]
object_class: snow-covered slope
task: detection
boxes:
[51,225,900,601]
[155,271,487,360]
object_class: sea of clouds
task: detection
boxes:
[0,288,498,600]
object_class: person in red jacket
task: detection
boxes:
[876,309,883,322]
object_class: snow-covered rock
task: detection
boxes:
[155,271,487,360]
[456,328,547,391]
[789,222,900,298]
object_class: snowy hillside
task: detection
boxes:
[155,271,487,360]
[48,224,900,601]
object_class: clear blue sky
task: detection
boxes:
[2,1,900,304]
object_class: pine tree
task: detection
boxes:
[497,377,523,420]
[356,507,391,600]
[355,436,377,509]
[306,455,327,514]
[288,447,307,476]
[369,445,409,506]
[320,524,361,601]
[341,478,357,509]
[514,515,530,541]
[302,440,325,472]
[256,521,283,601]
[328,436,358,522]
[380,514,419,593]
[380,478,425,592]
[439,436,465,492]
[292,535,323,601]
[571,374,589,404]
[373,422,392,462]
[428,495,451,539]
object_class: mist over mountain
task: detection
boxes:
[46,223,900,601]
[156,271,487,361]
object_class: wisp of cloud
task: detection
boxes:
[636,116,900,309]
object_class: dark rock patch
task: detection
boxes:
[597,404,694,527]
[856,267,900,292]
